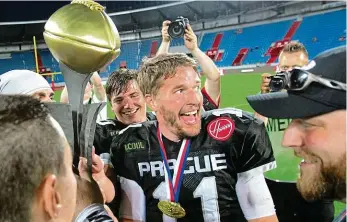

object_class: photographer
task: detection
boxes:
[254,41,309,124]
[157,20,221,110]
[248,46,346,222]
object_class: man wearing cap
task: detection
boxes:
[0,69,54,102]
[255,41,335,221]
[247,46,346,221]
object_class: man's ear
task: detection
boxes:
[145,94,158,112]
[40,174,62,219]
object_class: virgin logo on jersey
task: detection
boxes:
[138,153,227,177]
[207,117,235,141]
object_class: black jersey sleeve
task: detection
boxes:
[236,116,276,175]
[94,119,128,166]
[109,123,149,221]
[94,122,113,156]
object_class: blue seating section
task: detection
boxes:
[0,9,345,83]
[201,20,293,66]
[292,9,346,58]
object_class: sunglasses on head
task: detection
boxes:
[269,68,347,92]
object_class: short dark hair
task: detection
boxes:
[137,53,198,96]
[281,41,308,57]
[0,95,66,222]
[106,69,138,102]
[73,175,104,220]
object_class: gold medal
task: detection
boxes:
[158,200,186,218]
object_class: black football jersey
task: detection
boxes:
[110,108,276,222]
[94,86,218,157]
[93,112,157,156]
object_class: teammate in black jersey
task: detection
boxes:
[94,67,221,218]
[110,53,278,222]
[94,68,220,162]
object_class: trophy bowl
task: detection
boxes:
[43,0,121,74]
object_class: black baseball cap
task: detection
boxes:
[247,46,346,119]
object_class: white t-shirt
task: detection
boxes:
[84,91,107,122]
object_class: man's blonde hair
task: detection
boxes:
[280,41,308,57]
[137,53,198,96]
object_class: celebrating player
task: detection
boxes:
[94,22,222,165]
[110,53,278,222]
[94,65,221,164]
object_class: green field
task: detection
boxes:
[53,73,345,217]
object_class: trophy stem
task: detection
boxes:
[59,62,92,165]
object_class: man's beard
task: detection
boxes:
[297,151,346,202]
[159,105,198,139]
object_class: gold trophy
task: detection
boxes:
[44,0,121,74]
[43,0,121,177]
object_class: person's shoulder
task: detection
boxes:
[97,119,129,129]
[118,120,157,136]
[201,108,266,136]
[203,108,258,124]
[111,120,156,152]
[97,119,117,126]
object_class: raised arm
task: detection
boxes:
[184,24,221,106]
[156,20,172,55]
[60,85,69,103]
[90,72,106,102]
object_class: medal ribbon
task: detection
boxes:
[157,126,191,202]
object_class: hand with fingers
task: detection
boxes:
[261,73,272,94]
[161,20,172,42]
[78,147,105,181]
[78,147,115,203]
[184,24,198,51]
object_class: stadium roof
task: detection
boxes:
[0,1,341,44]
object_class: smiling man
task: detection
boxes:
[110,53,278,222]
[247,46,346,221]
[94,67,219,165]
[93,69,155,161]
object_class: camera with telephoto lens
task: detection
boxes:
[269,71,290,92]
[168,16,189,39]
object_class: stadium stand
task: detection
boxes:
[0,9,345,84]
[292,9,346,58]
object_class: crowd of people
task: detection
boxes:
[0,17,345,222]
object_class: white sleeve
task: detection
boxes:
[119,176,146,221]
[236,167,276,220]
